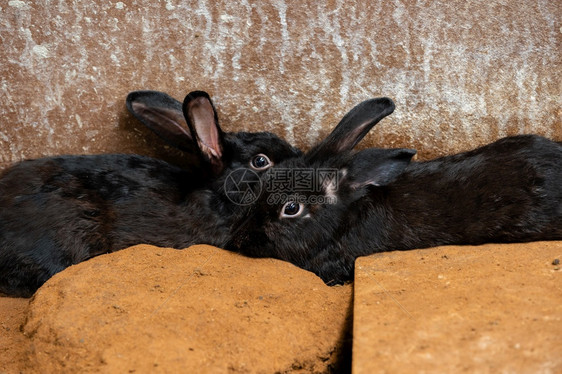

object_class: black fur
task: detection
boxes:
[227,98,562,285]
[0,91,301,297]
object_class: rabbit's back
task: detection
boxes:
[387,135,562,246]
[0,154,208,296]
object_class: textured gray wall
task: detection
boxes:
[1,0,560,170]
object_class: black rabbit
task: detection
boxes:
[0,90,301,297]
[227,97,562,285]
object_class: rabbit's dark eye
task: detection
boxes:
[281,201,303,218]
[250,154,271,170]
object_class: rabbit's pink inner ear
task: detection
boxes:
[307,121,370,161]
[331,119,373,154]
[187,97,224,165]
[307,98,395,161]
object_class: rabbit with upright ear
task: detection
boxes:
[227,98,562,285]
[0,90,301,297]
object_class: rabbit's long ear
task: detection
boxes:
[182,91,225,174]
[347,148,416,189]
[307,98,395,161]
[126,90,195,152]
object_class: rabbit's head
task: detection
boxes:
[127,90,302,195]
[179,91,302,208]
[227,97,415,266]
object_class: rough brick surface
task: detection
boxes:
[20,245,352,373]
[353,242,562,374]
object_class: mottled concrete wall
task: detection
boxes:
[1,0,560,169]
